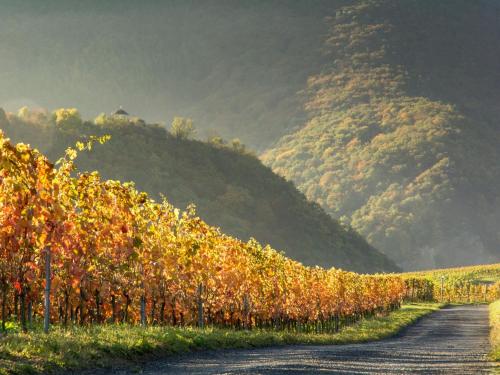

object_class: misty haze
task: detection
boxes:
[0,1,499,374]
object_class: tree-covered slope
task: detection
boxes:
[0,108,397,273]
[262,0,500,270]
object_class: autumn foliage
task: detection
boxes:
[403,264,500,304]
[0,132,407,332]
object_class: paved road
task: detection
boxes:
[99,305,496,374]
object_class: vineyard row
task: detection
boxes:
[0,132,498,334]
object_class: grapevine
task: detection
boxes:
[0,132,406,331]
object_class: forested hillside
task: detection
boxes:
[0,108,397,272]
[263,0,500,269]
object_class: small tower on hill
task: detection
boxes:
[112,106,129,116]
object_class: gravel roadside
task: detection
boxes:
[85,305,495,374]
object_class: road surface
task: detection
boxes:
[97,305,496,374]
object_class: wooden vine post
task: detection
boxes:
[197,283,204,329]
[44,246,51,333]
[140,264,147,326]
[140,294,147,326]
[243,294,250,329]
[440,275,445,303]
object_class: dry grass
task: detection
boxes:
[490,300,500,361]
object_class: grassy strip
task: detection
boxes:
[0,303,441,374]
[490,300,500,361]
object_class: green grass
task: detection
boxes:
[490,300,500,362]
[0,303,441,374]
